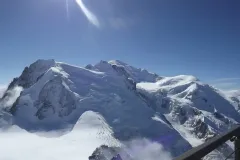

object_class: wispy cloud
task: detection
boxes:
[0,86,23,108]
[209,78,240,91]
[122,139,172,160]
[109,17,135,30]
[75,0,100,27]
[0,85,7,98]
[210,77,240,83]
[225,89,240,96]
[213,82,237,88]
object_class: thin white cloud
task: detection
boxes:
[109,18,128,29]
[108,17,137,30]
[122,139,172,160]
[0,86,23,108]
[209,78,240,91]
[213,82,237,88]
[210,77,240,82]
[75,0,100,27]
[225,89,240,96]
[0,85,7,98]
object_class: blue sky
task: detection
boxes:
[0,0,239,90]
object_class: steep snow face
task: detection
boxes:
[137,75,198,94]
[137,76,240,122]
[74,111,121,147]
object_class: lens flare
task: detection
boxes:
[66,0,69,19]
[75,0,100,27]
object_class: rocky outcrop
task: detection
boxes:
[34,76,77,119]
[88,145,121,160]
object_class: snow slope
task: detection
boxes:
[224,90,240,112]
[0,59,239,160]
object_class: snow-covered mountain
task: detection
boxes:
[0,59,239,160]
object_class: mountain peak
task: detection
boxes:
[108,60,129,66]
[7,59,56,89]
[33,59,55,65]
[26,58,55,71]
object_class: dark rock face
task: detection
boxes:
[1,60,55,113]
[9,96,21,115]
[7,59,55,89]
[231,97,239,103]
[89,145,132,160]
[88,145,121,160]
[86,64,94,70]
[112,65,131,79]
[34,77,77,120]
[6,78,19,92]
[111,154,122,160]
[191,119,215,139]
